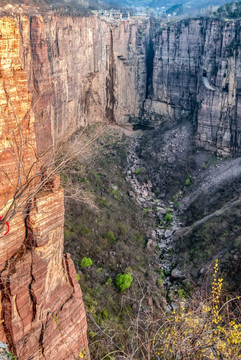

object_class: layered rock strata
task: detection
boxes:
[149,19,241,155]
[7,6,241,157]
[0,16,88,359]
[21,10,241,155]
[19,13,149,147]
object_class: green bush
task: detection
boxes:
[111,189,120,200]
[81,226,91,235]
[105,230,117,243]
[184,281,191,290]
[64,228,72,239]
[81,257,93,268]
[116,273,133,292]
[165,212,172,224]
[185,178,191,186]
[105,277,113,286]
[7,352,17,360]
[177,288,185,299]
[185,175,192,186]
[102,309,109,319]
[143,208,151,216]
[99,197,109,208]
[157,268,165,279]
[76,273,81,282]
[157,277,163,287]
[117,222,127,235]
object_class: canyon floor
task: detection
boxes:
[63,120,241,358]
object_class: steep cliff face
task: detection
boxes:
[149,18,241,155]
[20,10,241,156]
[0,16,88,359]
[19,13,149,146]
[2,7,241,358]
[0,10,150,358]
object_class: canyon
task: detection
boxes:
[17,8,241,155]
[0,3,241,359]
[9,6,241,156]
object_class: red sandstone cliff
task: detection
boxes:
[0,8,148,359]
[0,16,88,359]
[4,6,241,158]
[20,9,241,156]
[19,13,149,145]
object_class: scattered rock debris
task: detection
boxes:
[126,136,185,287]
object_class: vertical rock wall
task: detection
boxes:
[19,14,149,147]
[0,16,88,360]
[150,18,241,155]
[22,11,241,156]
[0,11,150,359]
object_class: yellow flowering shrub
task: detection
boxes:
[152,260,241,359]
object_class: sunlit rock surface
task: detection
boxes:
[0,16,88,360]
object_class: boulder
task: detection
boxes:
[165,229,173,238]
[147,239,157,251]
[171,268,185,279]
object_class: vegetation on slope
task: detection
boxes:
[63,127,241,359]
[152,261,241,360]
[63,128,163,358]
[135,121,241,294]
[214,1,241,18]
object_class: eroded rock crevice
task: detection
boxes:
[29,255,37,323]
[145,33,154,99]
[105,27,116,123]
[38,323,46,358]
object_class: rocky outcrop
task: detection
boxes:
[0,16,88,359]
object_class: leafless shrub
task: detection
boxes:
[87,266,241,360]
[0,86,106,234]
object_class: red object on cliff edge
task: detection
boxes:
[0,216,10,236]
